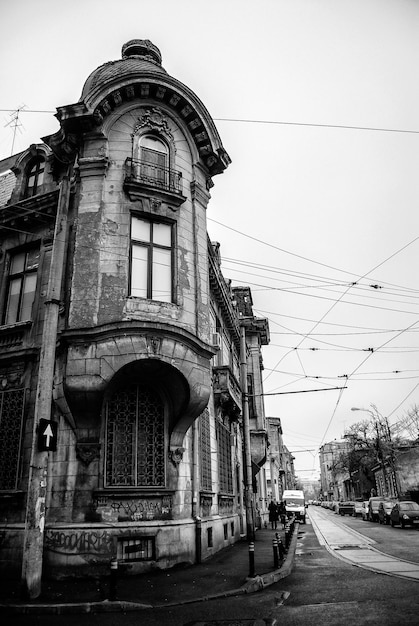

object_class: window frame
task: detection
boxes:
[25,157,45,198]
[138,135,169,189]
[3,246,40,325]
[104,384,167,489]
[129,214,175,303]
[216,417,233,495]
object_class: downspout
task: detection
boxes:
[192,420,202,563]
[21,171,71,599]
[240,325,255,542]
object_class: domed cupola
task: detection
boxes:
[46,39,231,176]
[80,39,167,101]
[121,39,162,63]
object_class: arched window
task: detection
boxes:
[25,157,45,198]
[105,385,166,487]
[138,135,168,188]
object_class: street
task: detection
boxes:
[7,506,419,626]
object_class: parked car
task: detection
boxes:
[378,499,397,525]
[390,501,419,528]
[368,496,385,522]
[354,500,364,517]
[338,501,355,516]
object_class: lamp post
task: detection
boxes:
[351,406,400,498]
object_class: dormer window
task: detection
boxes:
[25,157,45,198]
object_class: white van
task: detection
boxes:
[282,489,306,523]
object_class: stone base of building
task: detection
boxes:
[0,514,242,579]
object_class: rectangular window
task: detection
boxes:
[105,385,165,488]
[4,248,40,325]
[0,389,25,490]
[117,536,155,562]
[247,374,256,419]
[130,216,173,303]
[200,409,212,491]
[216,419,233,494]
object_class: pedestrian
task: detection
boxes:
[268,499,279,529]
[278,500,287,528]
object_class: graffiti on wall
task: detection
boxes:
[94,495,173,521]
[45,528,114,556]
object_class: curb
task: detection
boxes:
[0,524,300,615]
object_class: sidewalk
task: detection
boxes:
[0,524,299,614]
[309,506,419,582]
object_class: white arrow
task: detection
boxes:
[43,424,54,448]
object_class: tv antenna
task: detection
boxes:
[4,105,26,155]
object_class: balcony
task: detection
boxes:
[124,158,186,207]
[212,365,242,421]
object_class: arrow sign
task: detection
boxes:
[38,419,58,451]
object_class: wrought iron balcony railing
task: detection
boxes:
[125,157,183,196]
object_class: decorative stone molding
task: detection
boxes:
[76,441,101,466]
[133,108,174,142]
[169,447,185,466]
[147,335,161,354]
[77,156,109,179]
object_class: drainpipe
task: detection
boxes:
[192,420,202,563]
[240,325,255,543]
[21,172,71,599]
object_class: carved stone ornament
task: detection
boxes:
[147,335,161,354]
[76,442,101,466]
[133,108,174,142]
[169,447,185,466]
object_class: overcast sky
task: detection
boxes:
[1,0,419,481]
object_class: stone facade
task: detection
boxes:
[0,40,270,592]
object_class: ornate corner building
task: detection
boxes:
[0,40,271,596]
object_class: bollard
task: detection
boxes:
[285,523,291,550]
[276,532,285,559]
[248,541,255,578]
[109,557,118,600]
[272,537,279,569]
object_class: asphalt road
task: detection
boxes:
[323,504,419,564]
[8,508,419,626]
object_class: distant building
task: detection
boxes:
[264,417,297,513]
[0,40,270,597]
[300,479,321,501]
[372,444,419,502]
[319,440,350,501]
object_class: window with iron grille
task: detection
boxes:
[199,408,212,491]
[3,247,40,325]
[117,536,155,562]
[130,215,173,303]
[0,389,25,490]
[216,419,233,494]
[105,385,165,487]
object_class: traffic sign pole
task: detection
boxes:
[21,174,70,600]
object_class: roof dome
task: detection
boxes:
[81,39,167,100]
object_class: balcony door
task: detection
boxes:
[139,136,168,188]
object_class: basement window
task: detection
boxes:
[117,536,155,562]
